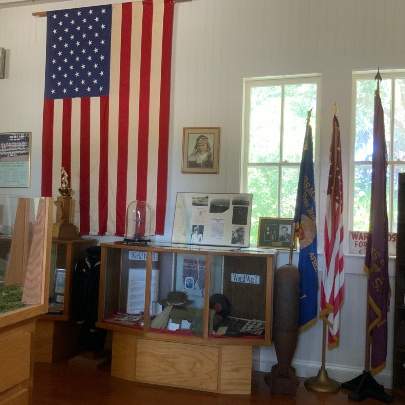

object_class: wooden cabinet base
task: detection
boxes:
[33,319,80,363]
[0,322,35,405]
[111,332,252,394]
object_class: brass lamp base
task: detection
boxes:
[304,366,340,393]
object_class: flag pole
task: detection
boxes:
[341,69,393,402]
[304,106,340,394]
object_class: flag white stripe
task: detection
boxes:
[71,97,81,230]
[146,0,164,232]
[107,5,122,235]
[126,2,143,216]
[89,97,100,233]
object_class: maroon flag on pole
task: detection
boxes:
[364,89,390,374]
[321,115,344,348]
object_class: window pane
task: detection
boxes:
[355,79,391,162]
[248,166,279,244]
[353,164,390,232]
[280,166,299,218]
[249,86,281,163]
[353,165,372,231]
[393,165,405,232]
[283,83,317,163]
[394,79,405,160]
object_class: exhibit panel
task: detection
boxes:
[97,242,276,394]
[0,197,52,405]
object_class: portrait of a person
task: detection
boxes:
[279,225,291,242]
[187,134,213,168]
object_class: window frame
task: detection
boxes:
[241,74,321,231]
[350,70,405,234]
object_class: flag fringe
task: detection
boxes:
[299,317,317,333]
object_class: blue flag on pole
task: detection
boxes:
[294,116,318,329]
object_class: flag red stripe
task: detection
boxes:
[99,95,109,235]
[80,97,90,234]
[136,1,153,202]
[115,3,132,236]
[41,99,54,197]
[156,1,174,235]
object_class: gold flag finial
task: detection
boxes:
[333,102,338,117]
[375,67,382,93]
[307,109,313,124]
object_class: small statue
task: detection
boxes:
[59,167,71,197]
[53,167,79,240]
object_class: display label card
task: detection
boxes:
[230,272,261,285]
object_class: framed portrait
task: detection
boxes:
[182,127,220,174]
[257,217,295,249]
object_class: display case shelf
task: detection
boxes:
[97,242,277,394]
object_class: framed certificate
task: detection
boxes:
[0,132,31,188]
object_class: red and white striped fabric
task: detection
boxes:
[41,0,174,236]
[321,115,345,348]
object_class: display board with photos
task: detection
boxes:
[172,193,253,248]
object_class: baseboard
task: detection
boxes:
[253,358,392,389]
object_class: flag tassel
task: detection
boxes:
[304,319,340,393]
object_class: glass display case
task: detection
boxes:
[99,243,274,344]
[46,239,96,319]
[0,197,52,319]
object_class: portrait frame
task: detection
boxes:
[257,217,296,249]
[182,127,220,174]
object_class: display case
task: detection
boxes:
[0,197,52,405]
[33,238,97,363]
[98,242,276,394]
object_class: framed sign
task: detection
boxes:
[182,127,220,174]
[0,132,31,187]
[257,217,295,249]
[172,192,252,247]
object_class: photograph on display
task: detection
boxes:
[182,127,220,174]
[172,193,253,247]
[257,217,295,249]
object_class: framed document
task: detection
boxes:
[172,192,253,248]
[0,132,31,188]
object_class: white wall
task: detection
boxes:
[1,0,404,387]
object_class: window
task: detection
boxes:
[242,76,319,244]
[351,72,405,233]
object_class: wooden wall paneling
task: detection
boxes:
[0,323,33,393]
[135,339,219,392]
[111,332,137,381]
[218,345,252,395]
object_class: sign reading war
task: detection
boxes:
[349,231,397,256]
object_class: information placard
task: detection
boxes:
[0,132,30,188]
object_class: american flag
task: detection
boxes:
[321,115,344,348]
[41,0,174,236]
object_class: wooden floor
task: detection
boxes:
[32,356,404,405]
